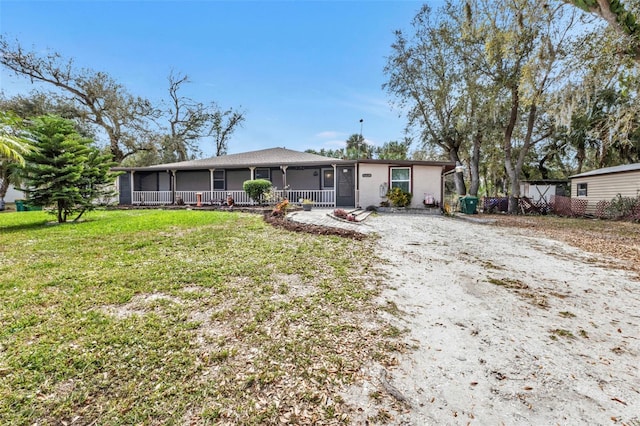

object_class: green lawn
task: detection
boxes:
[0,210,396,425]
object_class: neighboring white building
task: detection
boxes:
[519,180,568,204]
[3,184,25,203]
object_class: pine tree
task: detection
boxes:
[21,115,118,223]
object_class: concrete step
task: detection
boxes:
[347,209,373,222]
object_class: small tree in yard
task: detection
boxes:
[243,179,272,205]
[21,115,118,223]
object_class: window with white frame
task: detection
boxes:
[577,182,587,197]
[322,169,334,189]
[390,167,411,192]
[213,170,225,190]
[255,168,270,180]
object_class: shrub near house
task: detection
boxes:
[242,179,272,204]
[386,187,412,207]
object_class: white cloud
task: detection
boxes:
[323,139,346,148]
[315,130,345,140]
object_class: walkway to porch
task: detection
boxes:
[286,208,376,234]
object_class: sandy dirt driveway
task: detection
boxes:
[346,214,640,425]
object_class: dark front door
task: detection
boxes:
[336,166,355,207]
[119,173,131,205]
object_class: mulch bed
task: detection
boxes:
[263,212,366,240]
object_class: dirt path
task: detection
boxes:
[346,214,640,425]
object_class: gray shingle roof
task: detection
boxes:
[116,147,350,171]
[570,163,640,179]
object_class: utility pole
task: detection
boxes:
[356,119,363,208]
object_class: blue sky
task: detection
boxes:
[0,0,435,157]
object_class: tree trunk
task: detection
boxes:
[0,173,9,205]
[503,86,519,214]
[469,130,481,196]
[57,200,65,223]
[448,148,467,195]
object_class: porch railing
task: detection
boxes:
[132,191,173,205]
[277,190,334,207]
[132,189,335,207]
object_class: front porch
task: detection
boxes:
[131,189,336,207]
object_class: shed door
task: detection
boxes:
[336,166,355,207]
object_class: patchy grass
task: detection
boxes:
[0,209,396,425]
[550,328,575,340]
[488,277,528,290]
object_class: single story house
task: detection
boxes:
[113,147,455,209]
[570,163,640,214]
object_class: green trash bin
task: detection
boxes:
[15,200,25,212]
[459,196,478,214]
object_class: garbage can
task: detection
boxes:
[15,200,25,212]
[459,196,478,214]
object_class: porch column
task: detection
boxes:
[171,170,177,204]
[355,160,360,208]
[130,171,135,205]
[280,165,288,192]
[249,166,256,180]
[332,164,337,207]
[209,169,215,202]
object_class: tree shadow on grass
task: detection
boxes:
[0,220,55,234]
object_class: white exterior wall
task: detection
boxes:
[358,164,390,208]
[412,166,444,208]
[358,163,443,209]
[572,170,640,214]
[520,184,557,204]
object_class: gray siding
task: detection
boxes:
[271,169,284,188]
[159,172,171,191]
[136,172,159,191]
[287,169,320,190]
[176,171,210,191]
[227,169,251,190]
